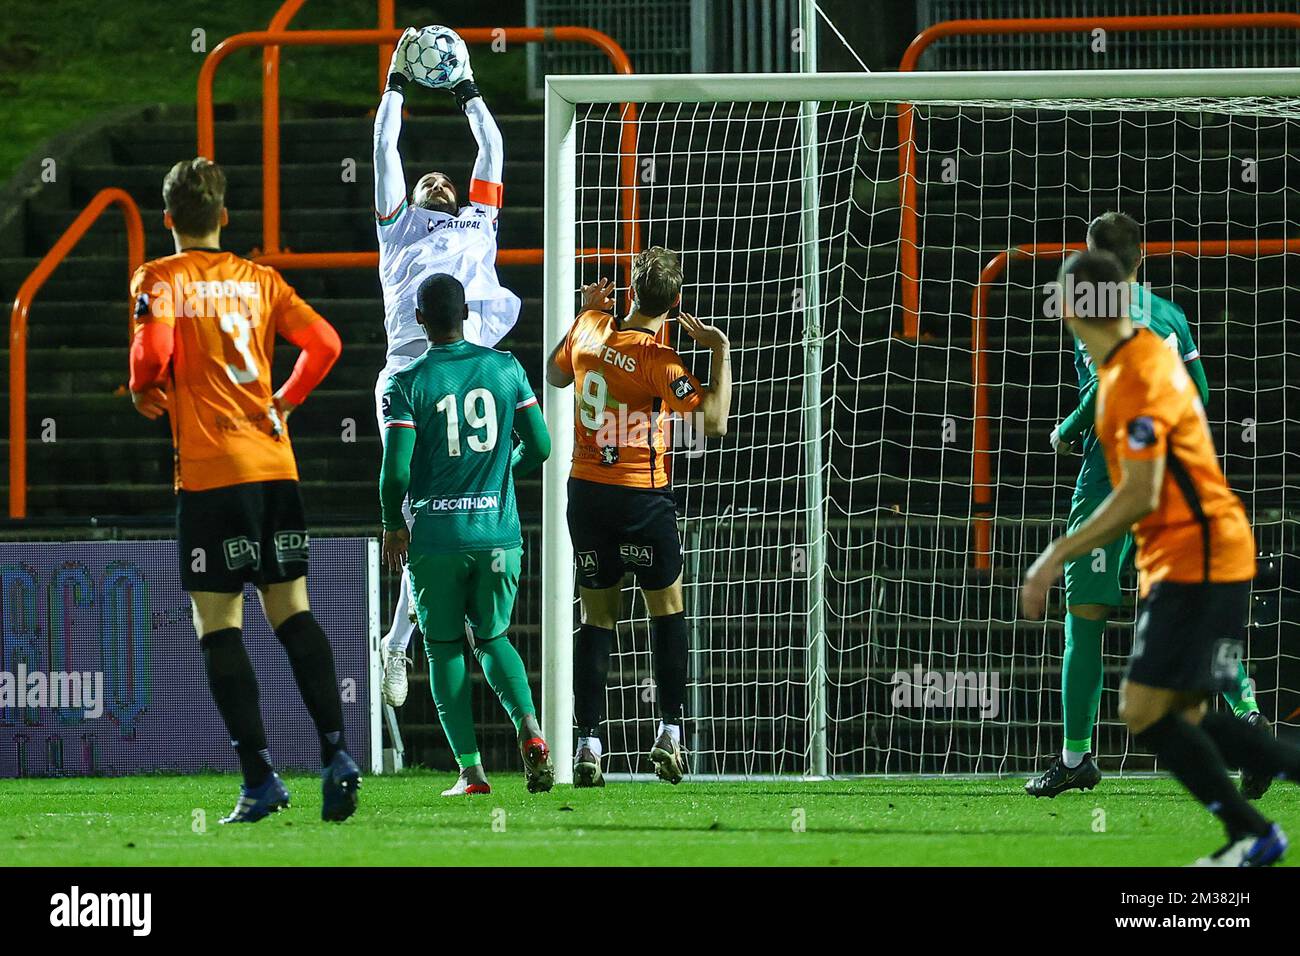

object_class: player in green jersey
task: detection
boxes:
[379,273,553,796]
[1026,212,1270,799]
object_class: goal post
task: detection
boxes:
[542,68,1300,780]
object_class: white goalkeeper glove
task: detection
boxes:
[1050,424,1074,456]
[386,27,420,94]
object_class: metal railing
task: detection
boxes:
[8,189,145,518]
[896,12,1300,339]
[196,25,641,273]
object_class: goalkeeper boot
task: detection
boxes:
[220,773,291,824]
[1191,823,1288,867]
[442,766,491,797]
[519,728,554,794]
[1024,753,1101,798]
[649,729,687,785]
[380,647,411,708]
[1240,712,1276,800]
[321,750,361,822]
[574,745,605,788]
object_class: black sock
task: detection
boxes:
[274,611,348,766]
[575,624,614,738]
[200,628,272,788]
[1138,713,1271,840]
[1200,711,1300,779]
[651,612,688,726]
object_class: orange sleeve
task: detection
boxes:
[128,321,174,392]
[1109,365,1171,463]
[279,317,342,407]
[649,347,703,416]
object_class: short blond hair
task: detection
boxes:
[631,246,682,316]
[163,158,226,236]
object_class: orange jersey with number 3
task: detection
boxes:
[130,250,324,492]
[554,310,703,489]
[1096,328,1256,595]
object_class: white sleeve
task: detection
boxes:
[374,89,408,229]
[464,97,503,212]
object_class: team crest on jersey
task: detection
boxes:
[224,537,262,571]
[1127,416,1156,451]
[620,544,654,567]
[669,375,696,400]
[599,445,620,466]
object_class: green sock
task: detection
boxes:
[1223,659,1259,717]
[1062,613,1107,754]
[473,633,536,732]
[426,638,480,761]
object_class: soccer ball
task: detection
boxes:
[404,25,469,89]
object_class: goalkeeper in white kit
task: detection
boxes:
[373,27,521,705]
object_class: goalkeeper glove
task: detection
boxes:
[386,27,420,94]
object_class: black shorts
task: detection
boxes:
[566,477,683,591]
[1126,580,1251,694]
[177,480,310,593]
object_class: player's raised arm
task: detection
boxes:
[446,48,503,214]
[546,279,613,388]
[374,28,419,230]
[678,312,732,437]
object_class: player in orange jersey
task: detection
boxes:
[546,247,732,785]
[128,158,358,824]
[1023,250,1300,866]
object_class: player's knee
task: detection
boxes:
[1068,603,1110,622]
[1118,687,1165,734]
[644,576,684,617]
[190,591,243,638]
[423,637,464,663]
[258,577,310,630]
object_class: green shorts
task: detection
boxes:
[1062,494,1135,608]
[408,546,523,645]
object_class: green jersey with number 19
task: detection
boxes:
[381,339,537,554]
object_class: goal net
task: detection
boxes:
[542,70,1300,780]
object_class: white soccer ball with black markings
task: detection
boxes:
[405,25,469,89]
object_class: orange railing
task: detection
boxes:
[968,238,1300,568]
[8,188,144,518]
[896,12,1300,339]
[197,25,640,272]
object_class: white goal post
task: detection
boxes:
[542,68,1300,783]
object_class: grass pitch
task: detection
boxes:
[0,771,1294,867]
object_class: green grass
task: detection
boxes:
[0,0,528,181]
[0,772,1294,866]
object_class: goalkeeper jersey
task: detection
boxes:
[1069,283,1200,499]
[376,203,521,360]
[381,339,537,553]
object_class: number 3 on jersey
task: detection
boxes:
[436,388,498,457]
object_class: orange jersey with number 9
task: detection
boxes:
[130,250,325,492]
[554,309,703,489]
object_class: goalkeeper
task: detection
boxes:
[1026,211,1268,800]
[373,26,520,709]
[380,273,552,797]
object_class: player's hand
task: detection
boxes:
[1050,424,1074,456]
[130,386,169,420]
[679,312,729,352]
[387,27,419,87]
[581,277,615,313]
[1020,543,1065,620]
[383,528,410,572]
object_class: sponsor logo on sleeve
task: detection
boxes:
[1126,416,1157,451]
[133,293,150,319]
[669,375,696,400]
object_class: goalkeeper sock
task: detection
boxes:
[426,638,479,763]
[575,624,614,738]
[473,633,535,732]
[1061,613,1106,757]
[274,611,348,766]
[1137,713,1270,841]
[1222,660,1260,717]
[200,628,273,788]
[1200,711,1300,779]
[650,612,688,726]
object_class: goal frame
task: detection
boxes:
[541,67,1300,782]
